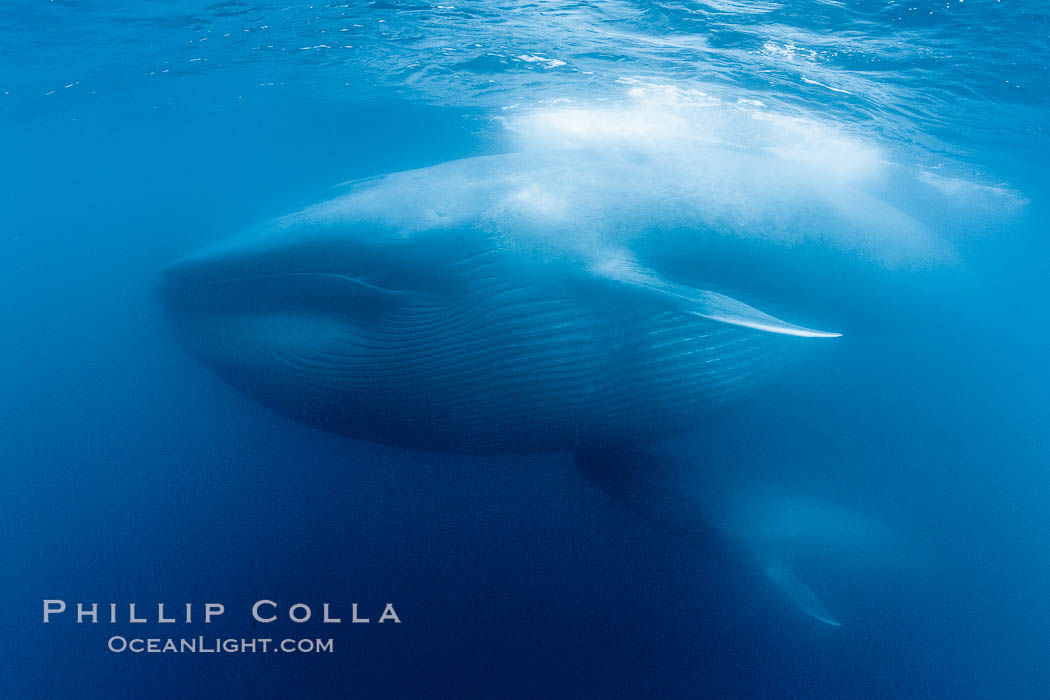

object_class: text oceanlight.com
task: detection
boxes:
[107,636,335,654]
[42,599,400,655]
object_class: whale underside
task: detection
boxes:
[164,262,802,453]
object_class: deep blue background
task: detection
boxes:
[2,2,1049,698]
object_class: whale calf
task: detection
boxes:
[161,133,957,623]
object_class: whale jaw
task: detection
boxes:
[161,246,809,454]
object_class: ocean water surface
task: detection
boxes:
[2,1,1049,698]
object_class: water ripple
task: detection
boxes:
[2,0,1046,167]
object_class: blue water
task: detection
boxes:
[2,2,1048,698]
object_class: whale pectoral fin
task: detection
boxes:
[686,290,842,338]
[763,559,842,627]
[590,256,841,338]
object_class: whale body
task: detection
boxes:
[160,146,950,454]
[161,142,952,624]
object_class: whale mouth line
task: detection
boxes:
[165,270,405,295]
[159,270,405,316]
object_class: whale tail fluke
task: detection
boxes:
[762,559,842,627]
[575,447,849,627]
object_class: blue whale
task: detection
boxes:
[161,144,952,623]
[160,145,953,452]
